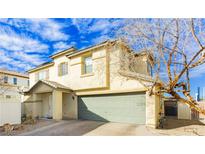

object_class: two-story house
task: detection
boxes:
[0,69,29,103]
[24,40,161,128]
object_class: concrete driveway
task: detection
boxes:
[19,120,159,136]
[15,118,205,136]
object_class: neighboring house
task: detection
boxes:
[163,98,192,120]
[0,69,29,126]
[0,69,29,102]
[24,40,161,128]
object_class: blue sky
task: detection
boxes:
[0,18,204,97]
[0,18,122,72]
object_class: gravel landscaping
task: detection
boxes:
[0,119,58,136]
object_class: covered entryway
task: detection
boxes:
[78,92,146,124]
[24,80,74,120]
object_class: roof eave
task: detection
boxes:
[27,62,54,73]
[49,47,76,59]
[66,40,112,58]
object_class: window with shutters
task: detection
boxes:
[58,62,68,76]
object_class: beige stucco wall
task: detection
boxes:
[62,93,77,119]
[52,90,62,120]
[197,101,205,123]
[23,84,53,118]
[178,102,191,120]
[109,47,147,91]
[29,45,149,93]
[24,102,42,117]
[29,48,107,90]
[42,93,52,118]
[145,89,161,128]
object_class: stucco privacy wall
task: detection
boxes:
[0,102,21,126]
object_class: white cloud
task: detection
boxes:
[71,18,123,45]
[0,19,71,72]
[0,26,49,53]
[89,19,113,33]
[92,35,112,44]
[71,18,123,34]
[28,19,69,41]
[0,18,69,41]
[53,41,77,54]
[53,41,72,50]
[13,51,46,65]
[189,65,205,78]
[71,18,93,33]
[0,49,46,72]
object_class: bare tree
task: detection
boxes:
[115,18,205,115]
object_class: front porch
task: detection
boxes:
[23,80,77,120]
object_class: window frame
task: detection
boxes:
[58,62,68,76]
[13,77,17,85]
[37,69,49,80]
[38,71,47,80]
[4,76,8,84]
[82,55,93,75]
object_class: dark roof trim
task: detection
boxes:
[0,69,28,78]
[66,40,112,58]
[50,47,76,59]
[27,62,54,73]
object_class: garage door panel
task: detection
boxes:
[78,93,146,124]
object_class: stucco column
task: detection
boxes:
[52,90,63,120]
[146,88,160,128]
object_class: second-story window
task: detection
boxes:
[35,70,49,81]
[4,76,8,84]
[83,56,93,74]
[13,77,17,85]
[58,62,68,76]
[39,71,46,80]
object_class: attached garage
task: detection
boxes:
[78,92,146,124]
